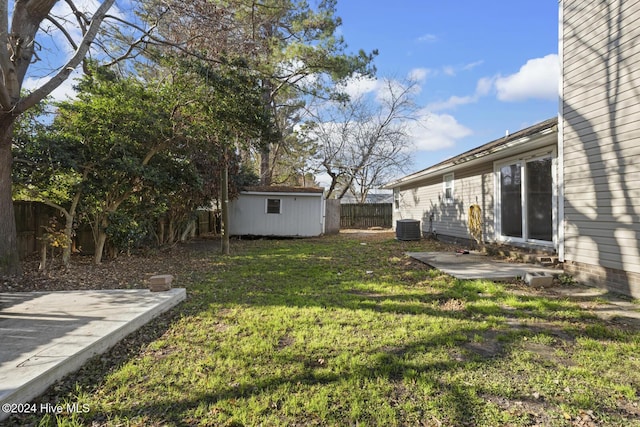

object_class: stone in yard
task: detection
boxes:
[149,274,173,292]
[524,272,554,287]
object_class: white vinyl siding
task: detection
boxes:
[229,193,323,237]
[562,0,640,274]
[394,163,495,242]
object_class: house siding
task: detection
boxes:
[562,0,640,296]
[395,162,495,244]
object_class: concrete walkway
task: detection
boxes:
[0,288,186,421]
[408,251,561,281]
[408,251,640,323]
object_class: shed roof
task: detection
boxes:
[385,116,558,189]
[241,186,325,194]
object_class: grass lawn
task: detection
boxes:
[17,233,640,426]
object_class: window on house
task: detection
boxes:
[266,198,281,214]
[443,173,454,203]
[393,189,400,210]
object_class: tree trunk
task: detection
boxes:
[61,189,82,267]
[168,218,175,244]
[61,213,73,267]
[158,219,165,245]
[260,144,271,185]
[94,229,107,265]
[180,220,196,242]
[92,212,110,265]
[0,119,21,276]
[260,75,274,186]
[38,241,48,272]
[221,163,230,255]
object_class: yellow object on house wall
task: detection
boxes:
[468,204,482,245]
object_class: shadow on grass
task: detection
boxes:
[17,236,640,426]
[77,320,640,426]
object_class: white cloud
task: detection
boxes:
[339,73,426,105]
[425,75,493,112]
[407,68,430,83]
[337,74,380,98]
[462,60,484,71]
[52,0,127,21]
[23,69,82,102]
[475,76,494,97]
[495,54,559,101]
[416,33,437,43]
[48,0,120,50]
[422,55,558,112]
[442,66,455,76]
[437,60,483,77]
[375,79,407,104]
[407,110,472,151]
[426,95,476,112]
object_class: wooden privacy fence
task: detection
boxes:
[14,201,58,258]
[340,203,392,229]
[14,202,221,259]
[14,201,95,258]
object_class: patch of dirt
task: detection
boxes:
[439,298,465,311]
[462,330,505,359]
[339,228,394,234]
[0,239,223,293]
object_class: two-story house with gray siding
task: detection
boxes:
[560,0,640,297]
[386,0,640,298]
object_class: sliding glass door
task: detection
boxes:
[500,163,523,238]
[526,157,553,242]
[496,154,554,245]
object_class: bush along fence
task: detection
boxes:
[340,203,392,229]
[14,201,221,259]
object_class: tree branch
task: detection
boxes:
[0,1,12,108]
[17,0,117,114]
[44,15,78,51]
[63,0,89,34]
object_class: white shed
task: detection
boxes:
[229,186,325,237]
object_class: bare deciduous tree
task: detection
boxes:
[306,77,418,202]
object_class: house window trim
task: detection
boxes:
[493,148,557,247]
[266,198,282,214]
[443,173,454,204]
[393,189,400,211]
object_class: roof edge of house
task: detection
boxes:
[384,116,558,189]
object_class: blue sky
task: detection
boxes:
[334,0,560,175]
[22,0,559,183]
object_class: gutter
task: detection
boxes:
[384,119,558,189]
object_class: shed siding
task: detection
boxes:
[229,194,323,237]
[562,0,640,293]
[395,162,494,243]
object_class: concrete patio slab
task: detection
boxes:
[0,288,186,421]
[408,251,561,281]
